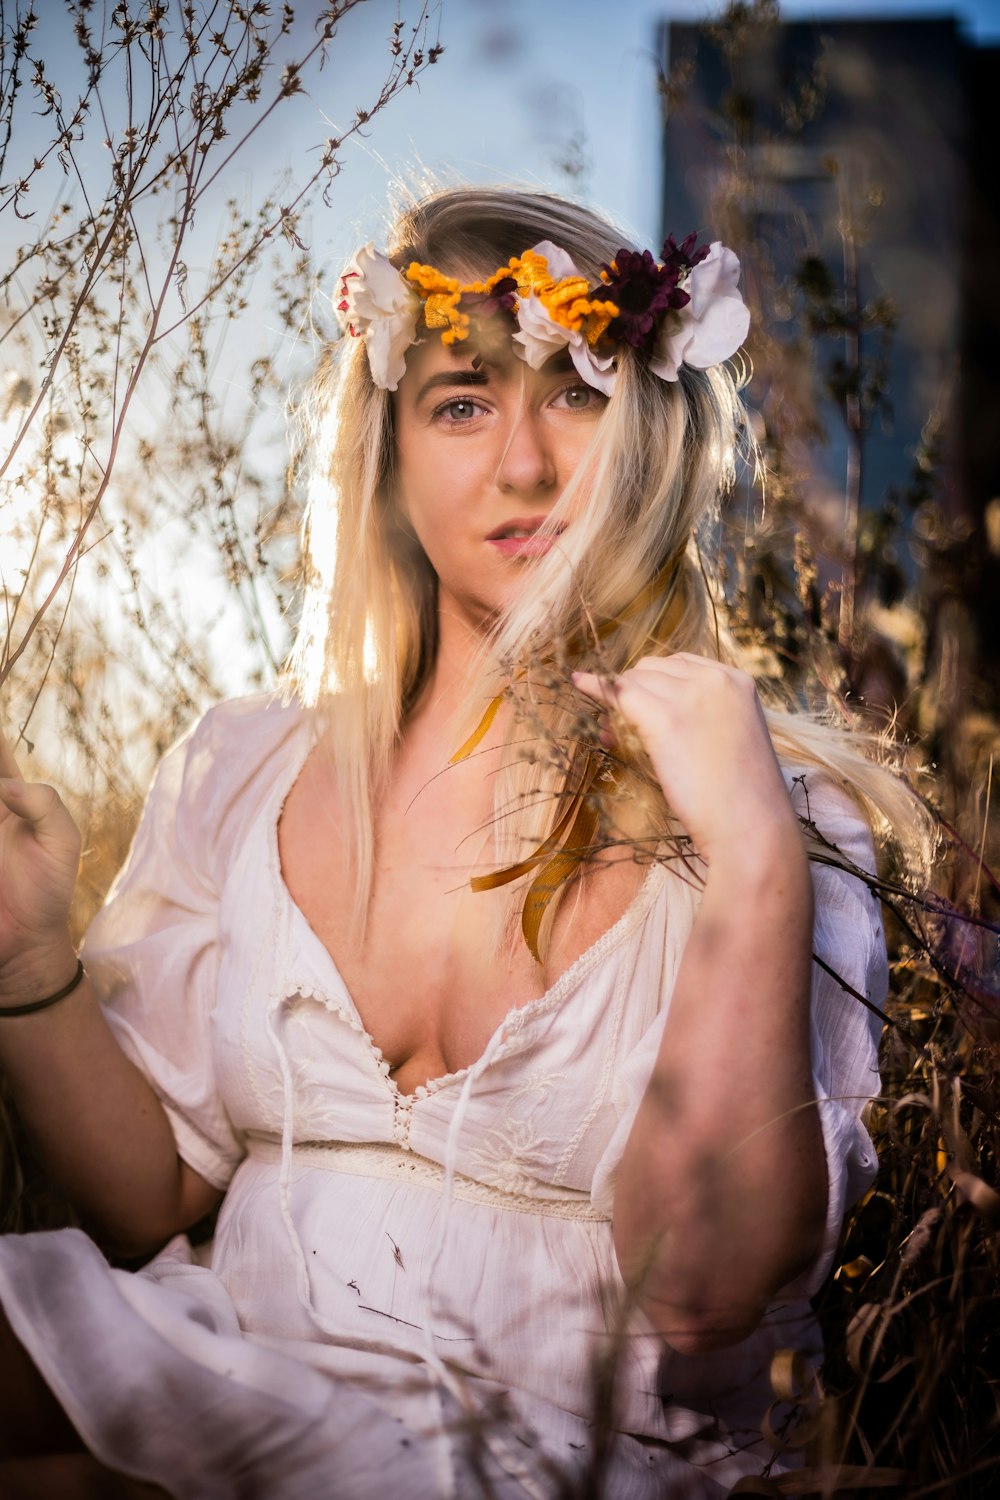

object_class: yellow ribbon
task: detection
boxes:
[448,691,505,765]
[450,551,689,961]
[469,754,611,963]
[519,764,608,961]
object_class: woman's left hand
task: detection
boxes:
[572,655,801,867]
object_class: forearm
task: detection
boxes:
[0,944,215,1257]
[612,832,827,1353]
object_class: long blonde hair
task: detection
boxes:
[287,185,934,945]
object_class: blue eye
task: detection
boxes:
[439,398,480,422]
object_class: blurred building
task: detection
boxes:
[658,13,1000,701]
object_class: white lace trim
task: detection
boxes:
[245,1136,612,1221]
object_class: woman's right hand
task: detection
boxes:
[0,726,81,1001]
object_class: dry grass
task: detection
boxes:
[1,2,998,1495]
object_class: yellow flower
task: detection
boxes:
[405,262,469,343]
[540,281,618,346]
[423,293,470,342]
[581,299,619,346]
[402,250,618,353]
[506,250,556,299]
[405,262,459,296]
[464,264,521,298]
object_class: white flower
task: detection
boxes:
[511,241,617,396]
[649,243,751,382]
[334,242,418,392]
[529,239,578,281]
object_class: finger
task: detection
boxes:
[571,670,620,709]
[590,666,692,710]
[0,778,58,825]
[574,673,672,750]
[0,778,76,845]
[627,653,732,679]
[0,777,26,814]
[0,726,23,781]
[627,653,687,674]
[574,670,683,726]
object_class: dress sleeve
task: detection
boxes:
[784,772,887,1295]
[591,772,887,1297]
[81,712,245,1193]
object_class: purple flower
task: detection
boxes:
[660,232,711,278]
[460,275,519,320]
[600,246,695,353]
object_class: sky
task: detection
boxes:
[8,0,999,370]
[301,0,1000,270]
[4,0,999,707]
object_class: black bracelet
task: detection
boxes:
[0,959,86,1017]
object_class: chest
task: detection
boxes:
[276,739,643,1095]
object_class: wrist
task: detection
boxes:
[0,938,80,1009]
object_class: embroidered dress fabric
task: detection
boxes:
[0,695,888,1499]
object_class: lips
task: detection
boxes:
[486,516,562,541]
[486,516,565,559]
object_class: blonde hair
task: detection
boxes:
[287,185,934,945]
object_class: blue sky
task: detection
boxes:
[9,2,998,337]
[306,0,1000,269]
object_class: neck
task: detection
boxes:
[405,597,493,746]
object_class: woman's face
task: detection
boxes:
[392,333,608,632]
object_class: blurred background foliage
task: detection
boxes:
[1,1,998,1495]
[658,4,1000,1494]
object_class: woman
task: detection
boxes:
[0,187,925,1498]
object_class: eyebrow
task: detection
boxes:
[412,349,579,405]
[413,368,491,404]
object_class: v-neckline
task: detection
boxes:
[267,713,665,1101]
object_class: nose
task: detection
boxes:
[494,409,557,497]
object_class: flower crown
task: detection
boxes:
[334,232,750,395]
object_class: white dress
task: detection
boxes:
[0,694,888,1499]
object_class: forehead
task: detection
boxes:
[397,333,575,397]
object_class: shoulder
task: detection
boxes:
[781,767,887,994]
[180,689,306,765]
[781,764,878,877]
[150,690,314,880]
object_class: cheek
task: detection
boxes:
[390,466,452,570]
[398,447,475,536]
[394,471,438,546]
[391,436,430,532]
[555,442,600,515]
